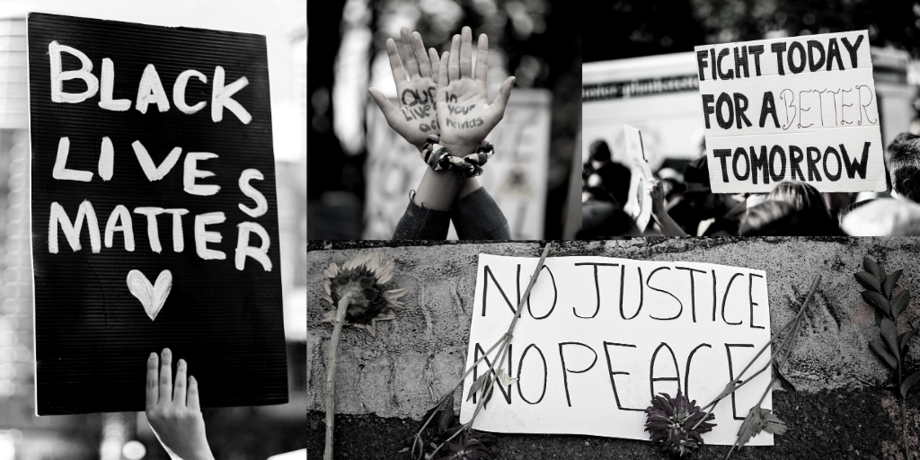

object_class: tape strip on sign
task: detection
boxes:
[695,30,884,193]
[461,254,773,446]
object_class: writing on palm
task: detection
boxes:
[439,82,490,146]
[397,81,439,138]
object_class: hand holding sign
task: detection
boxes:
[146,349,215,460]
[369,27,441,148]
[437,27,515,155]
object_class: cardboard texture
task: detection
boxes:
[695,30,885,193]
[28,12,287,414]
[623,125,653,231]
[460,254,773,446]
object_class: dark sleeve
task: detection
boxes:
[392,191,452,240]
[451,187,511,240]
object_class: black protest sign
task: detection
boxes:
[28,13,287,415]
[695,31,886,193]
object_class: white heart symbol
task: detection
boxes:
[127,269,173,321]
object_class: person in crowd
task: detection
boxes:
[740,200,842,236]
[578,200,640,238]
[837,198,876,226]
[146,348,214,460]
[369,27,514,240]
[886,132,920,203]
[765,181,835,227]
[841,198,920,235]
[679,156,745,236]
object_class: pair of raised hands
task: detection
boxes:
[369,26,515,156]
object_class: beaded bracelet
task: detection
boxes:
[420,135,494,178]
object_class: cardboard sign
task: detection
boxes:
[622,125,653,231]
[460,254,774,446]
[28,13,287,414]
[695,31,886,193]
[364,89,550,240]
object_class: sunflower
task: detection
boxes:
[645,391,716,457]
[321,251,407,337]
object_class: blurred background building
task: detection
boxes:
[307,0,582,240]
[583,0,920,170]
[0,1,306,459]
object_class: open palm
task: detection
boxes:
[369,28,441,148]
[436,27,514,155]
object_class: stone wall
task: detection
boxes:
[307,238,920,419]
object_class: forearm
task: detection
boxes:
[652,208,688,236]
[456,177,482,202]
[451,186,511,240]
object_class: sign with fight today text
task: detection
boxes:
[461,254,774,445]
[28,12,287,414]
[695,30,886,193]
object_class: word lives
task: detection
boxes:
[400,87,439,133]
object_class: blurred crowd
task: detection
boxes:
[580,132,920,237]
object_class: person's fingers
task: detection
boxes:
[448,35,460,82]
[188,375,201,411]
[174,358,188,407]
[145,352,158,410]
[489,76,515,120]
[400,27,420,78]
[429,48,440,81]
[158,348,173,403]
[411,32,431,78]
[386,38,408,84]
[368,88,400,127]
[474,33,488,82]
[438,51,450,90]
[459,26,473,79]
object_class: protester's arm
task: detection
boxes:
[649,179,688,236]
[146,349,215,460]
[451,185,511,239]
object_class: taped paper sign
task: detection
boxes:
[695,30,885,193]
[28,13,287,414]
[623,125,653,231]
[461,254,774,446]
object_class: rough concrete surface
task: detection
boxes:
[308,238,920,421]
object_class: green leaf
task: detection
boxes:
[855,272,881,292]
[869,341,898,370]
[900,328,917,355]
[883,270,902,298]
[736,405,765,448]
[482,375,494,409]
[890,290,911,319]
[773,363,796,393]
[874,308,884,328]
[880,318,901,361]
[713,380,741,402]
[901,371,920,398]
[862,291,890,317]
[466,373,489,402]
[761,410,788,436]
[864,257,886,284]
[436,397,455,434]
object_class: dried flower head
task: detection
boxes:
[436,433,495,460]
[645,391,716,457]
[321,251,407,337]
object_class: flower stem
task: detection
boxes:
[420,242,552,460]
[693,275,820,433]
[324,292,354,460]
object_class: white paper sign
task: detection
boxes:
[623,125,653,231]
[461,254,774,446]
[695,30,885,193]
[364,89,551,240]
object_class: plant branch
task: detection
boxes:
[423,242,552,459]
[694,275,820,432]
[324,292,354,460]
